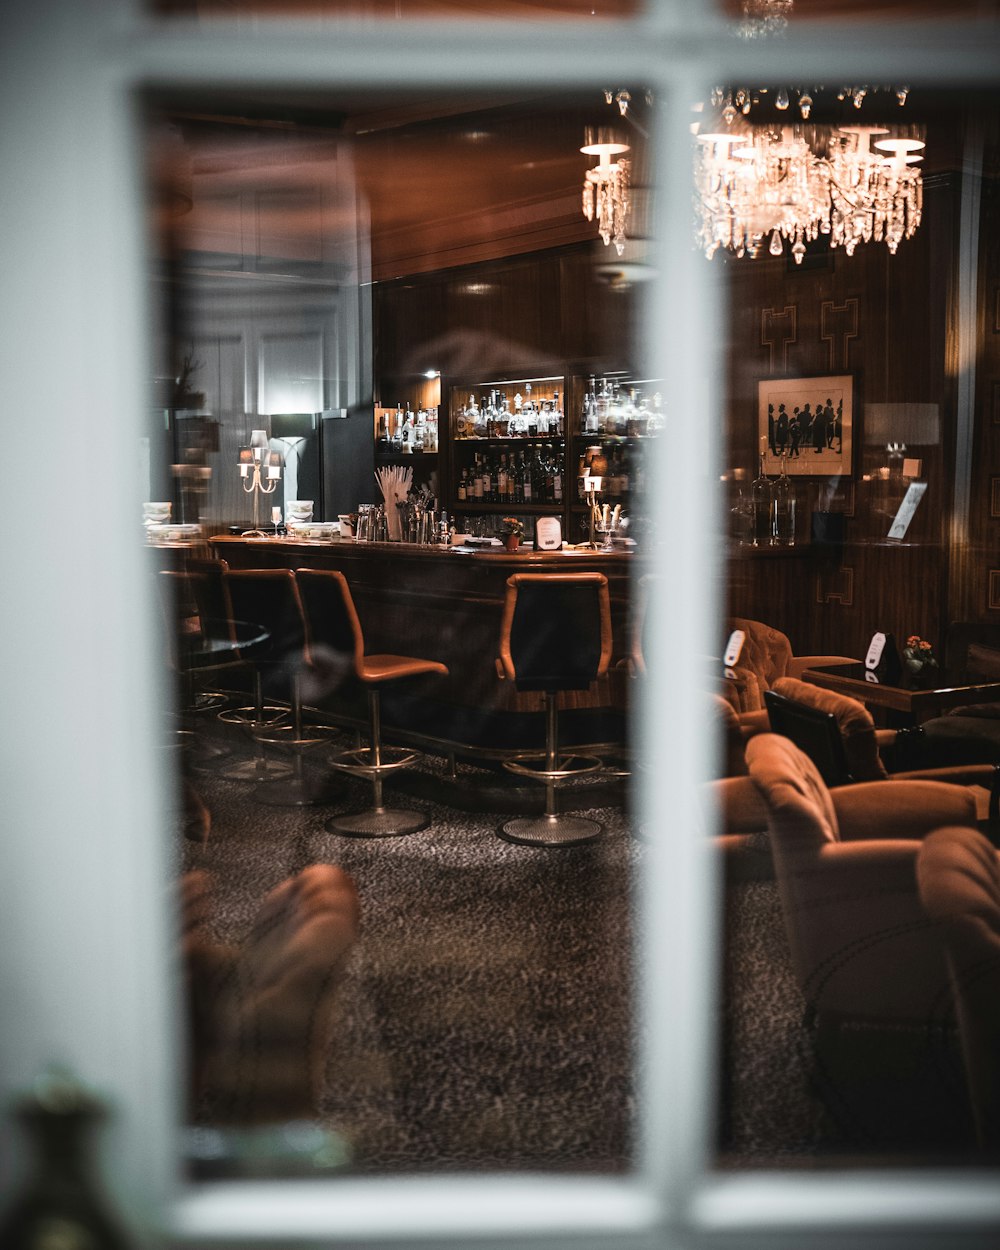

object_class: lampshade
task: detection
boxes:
[864,403,940,446]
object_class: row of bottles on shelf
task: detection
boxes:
[575,442,642,502]
[733,451,797,547]
[376,403,440,453]
[581,375,664,439]
[457,445,564,505]
[455,385,565,439]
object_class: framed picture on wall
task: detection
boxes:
[757,375,853,477]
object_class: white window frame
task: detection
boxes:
[2,2,999,1247]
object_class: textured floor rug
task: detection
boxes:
[176,717,831,1176]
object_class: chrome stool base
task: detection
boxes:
[499,812,603,848]
[217,754,295,783]
[255,774,346,807]
[325,806,430,838]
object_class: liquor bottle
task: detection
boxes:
[457,467,467,502]
[552,390,563,437]
[750,447,774,547]
[583,376,598,435]
[772,453,796,545]
[473,454,484,501]
[497,454,508,503]
[522,450,534,503]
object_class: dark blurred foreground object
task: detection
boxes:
[183,863,360,1126]
[0,1067,131,1250]
[918,825,1000,1153]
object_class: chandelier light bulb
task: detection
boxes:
[798,92,813,119]
[775,86,790,110]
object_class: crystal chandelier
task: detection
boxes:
[580,127,631,256]
[727,0,908,120]
[694,121,924,263]
[739,0,792,39]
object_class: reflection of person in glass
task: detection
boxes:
[831,399,843,452]
[788,410,801,457]
[813,400,827,452]
[775,403,789,454]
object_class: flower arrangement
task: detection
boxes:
[500,516,524,538]
[903,634,938,673]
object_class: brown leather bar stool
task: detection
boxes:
[295,568,448,837]
[496,571,613,847]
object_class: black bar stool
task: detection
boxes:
[295,568,448,837]
[216,569,307,784]
[496,571,613,847]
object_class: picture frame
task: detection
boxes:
[757,375,853,477]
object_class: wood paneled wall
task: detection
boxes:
[374,115,1000,666]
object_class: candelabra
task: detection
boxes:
[238,429,282,537]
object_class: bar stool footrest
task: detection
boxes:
[218,704,289,728]
[252,723,341,749]
[503,753,603,783]
[330,744,421,777]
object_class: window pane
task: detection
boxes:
[719,0,997,25]
[146,87,655,1180]
[713,82,1000,1166]
[152,1,642,20]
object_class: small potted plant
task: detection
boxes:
[500,516,524,552]
[902,634,938,675]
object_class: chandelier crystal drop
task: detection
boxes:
[581,128,631,256]
[694,122,924,263]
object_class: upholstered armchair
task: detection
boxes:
[745,733,981,1147]
[183,863,360,1126]
[917,826,1000,1150]
[745,732,976,1025]
[766,675,1000,824]
[722,617,857,734]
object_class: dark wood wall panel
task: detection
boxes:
[373,113,999,668]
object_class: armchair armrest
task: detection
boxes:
[832,779,977,841]
[790,840,950,1022]
[706,776,769,834]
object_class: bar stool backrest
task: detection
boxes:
[294,569,366,677]
[498,572,612,693]
[185,556,231,646]
[223,568,305,663]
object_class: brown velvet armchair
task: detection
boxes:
[745,732,977,1024]
[183,863,360,1127]
[723,617,857,734]
[917,825,1000,1151]
[766,675,1000,824]
[745,732,981,1147]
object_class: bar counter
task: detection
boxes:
[209,535,633,758]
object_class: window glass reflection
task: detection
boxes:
[153,0,641,20]
[716,86,1000,1167]
[147,90,650,1178]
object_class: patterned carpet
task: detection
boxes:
[175,713,829,1177]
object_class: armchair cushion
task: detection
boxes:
[832,779,978,842]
